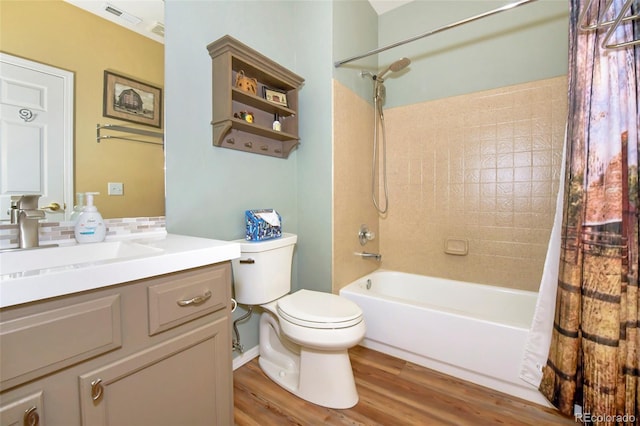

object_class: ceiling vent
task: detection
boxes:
[150,22,165,37]
[102,3,142,25]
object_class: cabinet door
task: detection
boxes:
[0,391,44,426]
[78,319,232,426]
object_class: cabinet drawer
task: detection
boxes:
[0,295,121,391]
[0,390,44,426]
[147,263,230,335]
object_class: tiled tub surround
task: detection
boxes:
[333,80,379,289]
[333,76,568,293]
[0,217,166,250]
[380,77,568,291]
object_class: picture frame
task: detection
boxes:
[103,71,162,128]
[263,87,288,107]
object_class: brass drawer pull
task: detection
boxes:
[239,258,255,264]
[91,378,104,402]
[177,291,212,307]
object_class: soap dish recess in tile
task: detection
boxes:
[444,238,468,255]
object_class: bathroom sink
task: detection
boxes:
[0,241,163,276]
[0,234,241,309]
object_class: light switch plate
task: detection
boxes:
[108,182,124,196]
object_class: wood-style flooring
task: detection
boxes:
[233,345,575,426]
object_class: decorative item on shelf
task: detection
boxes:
[234,70,258,95]
[263,87,288,107]
[234,111,254,123]
[272,114,281,131]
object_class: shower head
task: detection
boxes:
[376,57,411,81]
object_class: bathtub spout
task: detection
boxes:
[355,251,382,261]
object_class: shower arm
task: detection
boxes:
[334,0,538,68]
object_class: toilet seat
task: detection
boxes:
[277,289,363,329]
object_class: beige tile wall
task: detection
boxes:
[333,76,567,292]
[332,80,380,292]
[379,76,568,291]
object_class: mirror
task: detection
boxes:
[0,1,164,219]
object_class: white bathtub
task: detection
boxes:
[340,270,551,406]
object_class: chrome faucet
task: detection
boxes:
[355,251,382,261]
[14,195,45,248]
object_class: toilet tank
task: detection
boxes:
[232,233,297,305]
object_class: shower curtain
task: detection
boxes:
[537,0,639,423]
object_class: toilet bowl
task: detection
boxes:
[232,233,366,409]
[275,290,365,350]
[259,291,366,408]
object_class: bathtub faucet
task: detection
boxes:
[355,251,382,261]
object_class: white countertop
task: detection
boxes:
[0,233,241,308]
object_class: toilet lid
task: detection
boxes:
[277,289,363,329]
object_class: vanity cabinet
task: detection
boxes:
[0,262,233,426]
[207,35,305,159]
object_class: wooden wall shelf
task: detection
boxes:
[207,35,304,159]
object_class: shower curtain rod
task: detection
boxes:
[334,0,538,68]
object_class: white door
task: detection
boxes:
[0,53,74,221]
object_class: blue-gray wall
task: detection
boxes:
[379,0,569,108]
[164,0,334,354]
[291,0,334,296]
[333,0,569,108]
[333,0,379,101]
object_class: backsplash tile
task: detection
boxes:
[0,216,166,249]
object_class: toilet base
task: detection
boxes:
[259,312,359,409]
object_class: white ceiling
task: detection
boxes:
[368,0,414,15]
[64,0,165,43]
[64,0,413,44]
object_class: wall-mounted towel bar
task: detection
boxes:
[96,124,164,146]
[579,0,640,49]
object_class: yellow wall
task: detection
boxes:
[333,76,567,292]
[0,0,164,218]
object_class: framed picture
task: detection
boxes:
[263,87,288,107]
[103,71,162,128]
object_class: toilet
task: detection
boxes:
[232,233,365,409]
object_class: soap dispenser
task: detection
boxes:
[70,192,85,222]
[74,192,106,243]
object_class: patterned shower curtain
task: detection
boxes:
[538,0,639,424]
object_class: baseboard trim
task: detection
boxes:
[233,345,259,371]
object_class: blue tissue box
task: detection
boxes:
[245,209,282,241]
